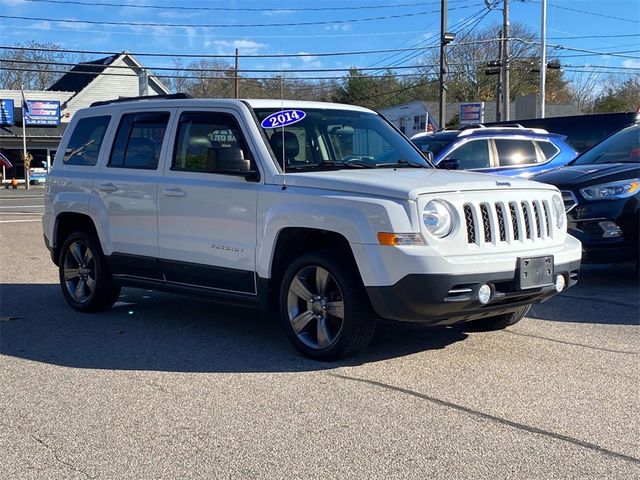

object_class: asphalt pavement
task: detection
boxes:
[1,189,638,479]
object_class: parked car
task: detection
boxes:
[486,112,640,153]
[43,95,581,360]
[533,124,639,266]
[410,125,578,177]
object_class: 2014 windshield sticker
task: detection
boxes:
[261,110,306,129]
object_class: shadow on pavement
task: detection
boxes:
[0,283,467,373]
[529,264,639,326]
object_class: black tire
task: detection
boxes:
[467,304,531,331]
[58,231,121,312]
[279,250,376,361]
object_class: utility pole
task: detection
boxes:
[502,0,510,121]
[496,28,503,121]
[539,0,547,118]
[234,48,240,99]
[438,0,447,129]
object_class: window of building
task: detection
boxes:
[63,115,111,166]
[413,115,426,131]
[109,112,170,170]
[172,112,253,173]
[494,139,539,167]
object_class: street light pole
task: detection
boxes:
[502,0,510,121]
[540,0,547,118]
[438,0,447,129]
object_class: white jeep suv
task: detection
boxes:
[43,96,581,360]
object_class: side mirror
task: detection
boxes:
[421,150,434,163]
[207,148,259,181]
[437,159,460,170]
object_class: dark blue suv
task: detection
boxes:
[411,125,578,178]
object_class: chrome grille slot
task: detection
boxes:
[509,202,520,240]
[480,204,491,243]
[532,201,542,238]
[521,201,532,239]
[463,204,476,244]
[543,201,551,237]
[495,203,507,242]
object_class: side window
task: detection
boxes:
[109,112,169,170]
[172,112,253,173]
[495,139,539,167]
[536,140,560,161]
[445,139,491,169]
[63,115,111,166]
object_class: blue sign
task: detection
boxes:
[459,102,485,126]
[0,99,14,125]
[24,100,60,126]
[261,109,306,129]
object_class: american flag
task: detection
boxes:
[21,86,29,116]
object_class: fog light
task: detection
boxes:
[478,284,492,304]
[598,221,622,238]
[555,275,565,293]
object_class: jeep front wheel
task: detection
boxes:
[279,251,376,361]
[59,231,121,312]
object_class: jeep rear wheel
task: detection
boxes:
[59,232,121,312]
[280,251,376,361]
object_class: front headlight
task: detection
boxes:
[423,199,455,237]
[552,195,565,229]
[580,179,640,200]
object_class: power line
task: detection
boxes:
[548,1,640,24]
[20,0,444,12]
[0,58,446,73]
[0,5,484,29]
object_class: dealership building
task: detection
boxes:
[0,53,168,183]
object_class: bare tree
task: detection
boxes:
[0,42,67,90]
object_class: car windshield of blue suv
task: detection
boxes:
[572,125,640,165]
[411,137,452,156]
[254,108,431,171]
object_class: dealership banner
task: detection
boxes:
[0,99,14,125]
[459,102,485,126]
[24,100,60,126]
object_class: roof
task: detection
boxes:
[48,54,119,93]
[76,98,376,115]
[0,124,67,139]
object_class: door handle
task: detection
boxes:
[97,183,117,193]
[163,188,187,198]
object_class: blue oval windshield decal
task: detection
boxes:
[260,109,306,129]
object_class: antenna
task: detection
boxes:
[280,43,287,190]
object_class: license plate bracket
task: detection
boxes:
[517,256,554,290]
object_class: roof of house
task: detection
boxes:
[48,54,119,93]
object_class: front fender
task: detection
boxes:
[255,187,417,279]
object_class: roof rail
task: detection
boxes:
[459,123,486,130]
[90,93,192,107]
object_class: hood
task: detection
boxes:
[533,163,640,189]
[270,168,555,199]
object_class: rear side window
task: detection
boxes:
[494,139,539,167]
[172,112,253,173]
[109,112,170,170]
[63,115,111,166]
[536,140,560,161]
[444,139,491,169]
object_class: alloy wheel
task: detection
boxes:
[63,241,96,303]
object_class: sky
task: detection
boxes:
[1,0,639,83]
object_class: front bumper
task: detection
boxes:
[367,260,580,324]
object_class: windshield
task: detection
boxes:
[411,137,452,156]
[254,108,431,171]
[572,125,640,165]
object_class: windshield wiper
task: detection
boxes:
[375,159,429,169]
